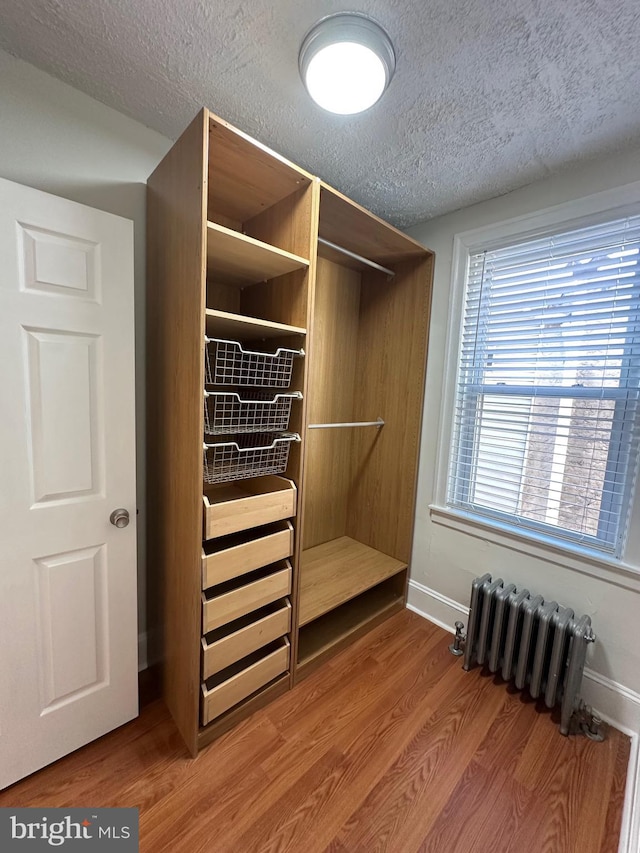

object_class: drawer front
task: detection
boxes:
[202,563,292,633]
[202,521,294,589]
[202,601,291,679]
[201,639,290,726]
[203,478,296,540]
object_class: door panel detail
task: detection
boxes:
[18,223,100,301]
[35,545,108,713]
[23,328,103,504]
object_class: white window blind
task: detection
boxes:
[448,214,640,556]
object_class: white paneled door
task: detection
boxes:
[0,177,138,789]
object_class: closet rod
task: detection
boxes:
[318,237,395,279]
[308,418,385,429]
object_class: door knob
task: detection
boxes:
[110,508,130,528]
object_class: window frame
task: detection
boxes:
[431,181,640,581]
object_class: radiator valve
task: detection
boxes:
[449,621,466,656]
[576,700,606,742]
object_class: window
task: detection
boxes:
[448,214,640,557]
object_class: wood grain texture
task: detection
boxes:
[1,612,628,853]
[206,221,309,287]
[207,113,312,225]
[318,183,430,264]
[205,308,306,338]
[348,256,434,564]
[239,185,316,330]
[297,584,404,672]
[203,476,297,540]
[302,257,360,549]
[202,520,294,588]
[202,600,291,678]
[201,638,290,725]
[299,536,405,626]
[146,108,209,757]
[287,178,321,687]
[202,561,292,632]
[246,183,315,259]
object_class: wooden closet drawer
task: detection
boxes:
[201,637,290,726]
[203,475,296,540]
[201,600,291,679]
[202,520,294,589]
[202,560,292,632]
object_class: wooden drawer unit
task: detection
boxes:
[202,560,292,633]
[201,637,290,726]
[203,475,297,540]
[202,520,294,589]
[149,108,433,753]
[201,599,291,679]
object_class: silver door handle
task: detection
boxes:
[110,508,130,528]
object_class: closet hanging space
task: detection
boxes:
[295,184,433,678]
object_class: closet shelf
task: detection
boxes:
[297,582,404,668]
[299,536,406,627]
[206,309,306,340]
[207,221,309,287]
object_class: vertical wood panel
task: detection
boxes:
[245,184,314,260]
[348,256,433,562]
[288,179,321,683]
[146,109,208,756]
[302,258,361,549]
[241,185,316,330]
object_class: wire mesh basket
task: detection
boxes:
[203,433,300,484]
[204,390,302,436]
[205,338,304,388]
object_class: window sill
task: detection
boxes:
[428,504,640,592]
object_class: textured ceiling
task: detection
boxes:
[1,0,639,226]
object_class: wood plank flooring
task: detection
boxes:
[0,611,630,852]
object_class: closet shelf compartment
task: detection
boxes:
[206,309,306,340]
[204,390,302,436]
[299,536,406,627]
[297,581,404,669]
[205,337,304,387]
[203,432,300,484]
[207,221,309,287]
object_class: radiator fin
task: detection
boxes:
[462,574,594,735]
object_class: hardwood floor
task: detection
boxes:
[0,611,630,852]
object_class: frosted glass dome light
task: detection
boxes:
[299,14,396,115]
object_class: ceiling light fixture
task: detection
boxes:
[299,13,396,115]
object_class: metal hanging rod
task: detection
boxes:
[308,418,385,430]
[318,237,395,279]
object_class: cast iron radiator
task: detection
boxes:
[463,573,596,735]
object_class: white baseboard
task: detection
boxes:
[407,578,640,853]
[581,670,640,736]
[406,579,468,634]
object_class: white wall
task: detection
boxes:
[408,148,640,699]
[0,49,172,659]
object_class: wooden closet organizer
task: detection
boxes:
[147,108,434,755]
